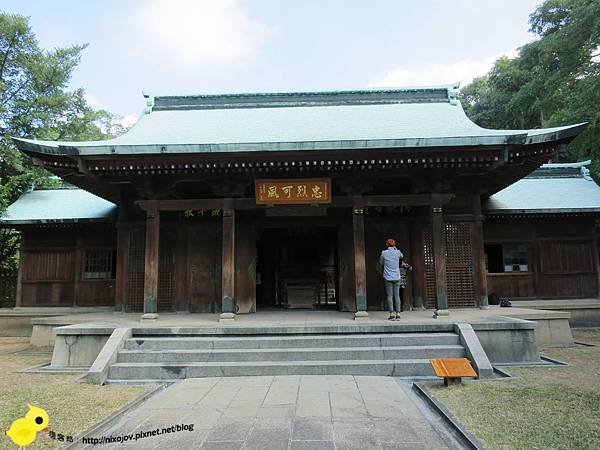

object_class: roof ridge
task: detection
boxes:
[149,83,460,112]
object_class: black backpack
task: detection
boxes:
[488,292,501,305]
[500,299,512,307]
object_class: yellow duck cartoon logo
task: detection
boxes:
[5,404,49,448]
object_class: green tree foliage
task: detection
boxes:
[460,0,600,175]
[0,13,124,273]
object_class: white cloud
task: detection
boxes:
[128,0,275,68]
[84,92,103,109]
[368,49,518,89]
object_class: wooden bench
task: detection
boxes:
[430,358,478,386]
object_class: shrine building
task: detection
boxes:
[2,84,598,321]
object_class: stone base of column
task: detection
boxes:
[140,313,159,322]
[354,311,369,321]
[433,309,450,318]
[219,312,236,323]
[479,296,490,309]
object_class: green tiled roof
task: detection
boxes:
[485,161,600,214]
[12,84,586,156]
[0,188,117,225]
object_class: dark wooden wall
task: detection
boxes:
[364,217,412,311]
[19,226,116,307]
[484,217,599,299]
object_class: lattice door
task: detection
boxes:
[445,223,476,307]
[126,227,176,312]
[126,228,145,312]
[423,223,476,308]
[423,229,437,308]
[158,230,175,311]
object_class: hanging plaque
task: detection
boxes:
[255,178,331,205]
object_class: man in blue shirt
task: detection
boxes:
[379,238,405,320]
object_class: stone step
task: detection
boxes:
[107,359,438,380]
[117,345,465,363]
[124,333,460,350]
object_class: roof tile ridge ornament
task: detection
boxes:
[142,91,155,114]
[581,165,593,181]
[447,82,460,106]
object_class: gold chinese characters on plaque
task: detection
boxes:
[255,179,331,205]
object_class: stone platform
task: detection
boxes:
[0,306,114,338]
[511,298,600,328]
[33,308,562,383]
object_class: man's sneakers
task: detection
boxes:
[388,312,401,321]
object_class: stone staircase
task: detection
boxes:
[107,331,466,382]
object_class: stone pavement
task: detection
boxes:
[96,376,457,450]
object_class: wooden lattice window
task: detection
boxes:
[422,223,476,308]
[83,250,116,279]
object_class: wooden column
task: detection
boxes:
[353,198,368,319]
[431,194,449,316]
[14,235,24,308]
[73,232,83,307]
[142,201,160,320]
[592,226,600,299]
[220,198,236,321]
[409,221,426,310]
[471,195,489,308]
[114,225,129,312]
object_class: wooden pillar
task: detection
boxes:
[142,201,160,320]
[114,224,129,312]
[14,235,24,308]
[592,226,600,299]
[220,198,236,321]
[431,194,449,316]
[409,221,426,310]
[73,232,83,307]
[471,195,489,308]
[353,198,368,320]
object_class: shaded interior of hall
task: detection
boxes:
[256,227,339,310]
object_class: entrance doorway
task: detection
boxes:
[256,227,338,310]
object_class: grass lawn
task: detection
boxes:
[0,337,148,449]
[429,329,600,450]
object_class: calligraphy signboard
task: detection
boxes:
[255,178,331,205]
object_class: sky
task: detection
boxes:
[2,0,542,126]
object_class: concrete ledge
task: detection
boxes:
[496,308,574,346]
[0,307,113,338]
[50,325,114,368]
[511,299,600,328]
[412,382,486,450]
[472,319,540,363]
[454,323,494,379]
[132,323,458,336]
[80,328,132,385]
[63,383,166,450]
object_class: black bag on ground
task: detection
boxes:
[488,292,501,305]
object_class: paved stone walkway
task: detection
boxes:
[98,376,454,450]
